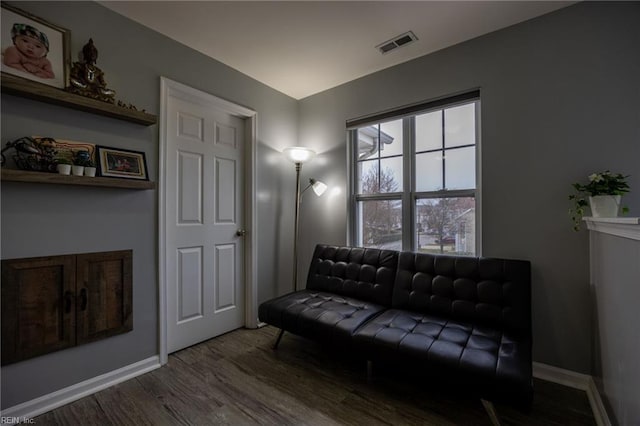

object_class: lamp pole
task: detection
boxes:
[292,161,302,292]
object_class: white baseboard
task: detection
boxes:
[1,355,161,423]
[0,358,609,425]
[533,362,611,426]
[586,378,612,426]
[533,361,591,390]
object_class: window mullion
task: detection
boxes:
[347,129,357,246]
[475,100,482,256]
[414,189,475,199]
[356,193,403,202]
[402,117,413,251]
[376,125,382,193]
[441,109,446,190]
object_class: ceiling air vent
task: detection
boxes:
[376,31,418,55]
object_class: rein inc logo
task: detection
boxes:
[1,417,35,424]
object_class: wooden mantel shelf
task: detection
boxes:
[1,73,157,126]
[583,216,640,241]
[1,169,156,190]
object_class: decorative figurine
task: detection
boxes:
[73,149,91,166]
[117,99,146,113]
[118,100,135,110]
[1,136,58,172]
[67,38,116,103]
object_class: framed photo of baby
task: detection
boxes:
[1,3,70,89]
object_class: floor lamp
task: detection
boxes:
[283,147,328,292]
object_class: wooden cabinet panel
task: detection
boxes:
[76,251,132,344]
[1,256,76,365]
[1,250,133,365]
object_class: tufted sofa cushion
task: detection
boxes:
[392,252,531,336]
[306,245,398,307]
[258,245,397,345]
[352,309,532,405]
[258,290,386,346]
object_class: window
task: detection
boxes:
[349,92,479,255]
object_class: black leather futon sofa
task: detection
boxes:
[259,244,532,420]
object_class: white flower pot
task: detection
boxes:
[84,166,97,177]
[57,164,71,175]
[71,165,84,176]
[589,195,621,217]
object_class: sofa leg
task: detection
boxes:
[272,329,285,350]
[366,360,373,384]
[480,399,501,426]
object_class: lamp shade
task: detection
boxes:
[283,147,316,164]
[310,179,327,196]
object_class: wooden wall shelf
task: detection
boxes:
[1,169,156,190]
[1,73,157,126]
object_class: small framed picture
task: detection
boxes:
[96,146,149,181]
[1,3,71,89]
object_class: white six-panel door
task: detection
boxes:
[165,87,245,353]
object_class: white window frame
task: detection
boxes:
[346,92,482,255]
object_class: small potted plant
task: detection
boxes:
[569,170,630,231]
[83,159,97,177]
[71,158,85,176]
[55,155,72,175]
[73,150,93,177]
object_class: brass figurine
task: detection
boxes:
[67,38,116,103]
[117,100,146,113]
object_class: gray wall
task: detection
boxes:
[1,1,298,408]
[298,1,640,375]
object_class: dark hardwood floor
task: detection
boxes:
[36,326,595,425]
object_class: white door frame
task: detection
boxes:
[158,77,258,364]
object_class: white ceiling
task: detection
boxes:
[101,1,573,100]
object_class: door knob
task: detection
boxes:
[236,229,246,237]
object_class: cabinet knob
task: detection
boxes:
[79,288,88,311]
